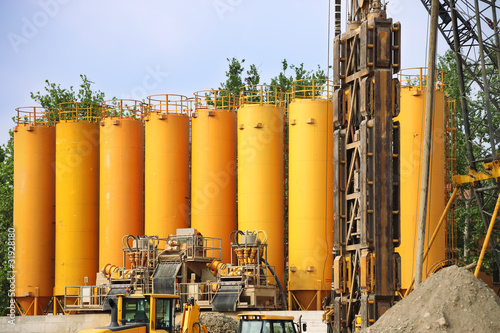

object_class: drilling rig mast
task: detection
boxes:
[323,0,401,331]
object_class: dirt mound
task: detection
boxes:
[363,265,500,333]
[199,312,238,333]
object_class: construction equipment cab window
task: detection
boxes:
[155,298,174,331]
[123,297,150,324]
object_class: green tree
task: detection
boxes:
[31,74,105,110]
[438,49,500,273]
[220,58,246,96]
[0,133,13,316]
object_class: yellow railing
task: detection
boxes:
[15,106,54,126]
[57,102,101,122]
[397,67,446,91]
[239,85,283,106]
[290,79,335,100]
[102,99,144,119]
[194,90,236,111]
[147,94,189,115]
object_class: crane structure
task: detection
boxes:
[419,0,500,272]
[323,1,401,331]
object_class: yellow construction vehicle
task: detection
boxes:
[179,298,208,333]
[79,294,205,333]
[237,314,307,333]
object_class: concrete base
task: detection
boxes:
[0,310,326,333]
[0,313,110,333]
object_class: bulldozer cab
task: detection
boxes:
[79,294,178,333]
[237,314,306,333]
[119,294,177,332]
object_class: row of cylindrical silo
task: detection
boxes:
[11,84,335,313]
[13,76,449,313]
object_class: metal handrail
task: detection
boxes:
[147,94,189,115]
[239,85,283,106]
[194,90,236,111]
[291,79,335,100]
[102,99,144,120]
[57,102,101,122]
[15,106,55,126]
[64,285,109,310]
[397,67,447,90]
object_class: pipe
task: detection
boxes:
[415,0,439,287]
[475,194,500,277]
[405,187,458,296]
[260,257,287,309]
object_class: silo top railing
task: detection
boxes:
[15,106,55,126]
[147,94,189,115]
[290,79,335,100]
[397,67,446,91]
[194,90,236,111]
[239,85,283,106]
[57,102,101,122]
[102,99,144,120]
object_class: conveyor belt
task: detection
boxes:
[211,284,242,311]
[152,262,182,294]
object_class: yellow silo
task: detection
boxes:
[237,85,285,285]
[54,102,100,296]
[145,94,190,237]
[13,107,55,315]
[100,100,144,269]
[191,90,237,262]
[287,80,334,310]
[396,68,447,290]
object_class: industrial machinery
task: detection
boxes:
[79,294,179,333]
[65,229,221,311]
[209,230,284,311]
[64,229,282,312]
[323,1,401,331]
[237,314,307,333]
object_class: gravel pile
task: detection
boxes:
[199,312,238,333]
[363,265,500,333]
[362,266,500,333]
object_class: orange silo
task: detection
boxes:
[54,102,100,297]
[191,90,237,262]
[396,68,447,290]
[13,107,55,315]
[237,85,285,285]
[145,94,190,237]
[287,80,334,310]
[100,100,144,269]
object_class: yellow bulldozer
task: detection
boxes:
[79,294,207,333]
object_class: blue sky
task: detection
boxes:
[0,0,448,145]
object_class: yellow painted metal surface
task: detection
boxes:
[100,100,144,268]
[145,94,189,237]
[54,103,100,296]
[191,90,237,263]
[13,107,55,314]
[396,70,447,289]
[237,85,285,284]
[287,80,334,310]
